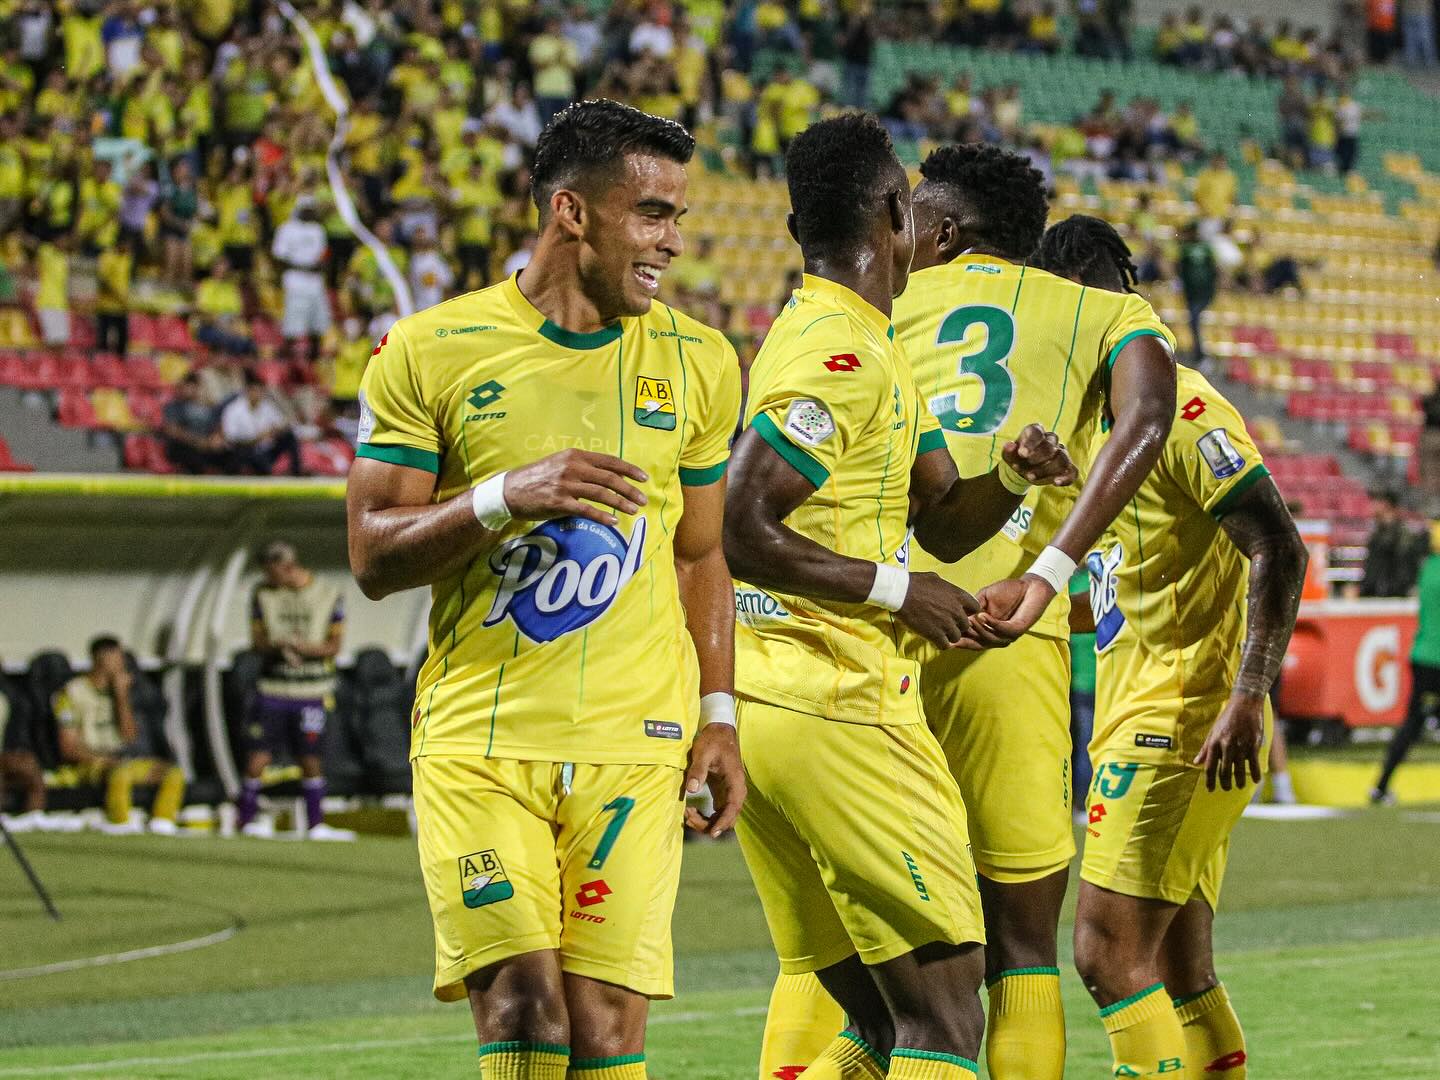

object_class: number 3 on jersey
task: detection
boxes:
[928,305,1016,436]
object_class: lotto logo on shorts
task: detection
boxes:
[458,850,514,908]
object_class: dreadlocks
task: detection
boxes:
[1036,214,1139,292]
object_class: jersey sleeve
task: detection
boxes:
[746,344,887,488]
[678,337,743,486]
[916,402,947,458]
[1101,293,1176,376]
[355,323,442,473]
[1165,391,1270,520]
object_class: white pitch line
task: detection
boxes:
[0,925,240,982]
[0,1004,768,1076]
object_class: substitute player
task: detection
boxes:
[726,114,1076,1080]
[755,145,1178,1080]
[1044,215,1308,1079]
[236,541,352,841]
[347,101,744,1080]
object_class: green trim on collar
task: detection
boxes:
[355,442,440,473]
[538,319,623,349]
[1210,463,1271,520]
[751,412,829,489]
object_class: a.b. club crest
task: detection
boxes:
[459,849,513,908]
[635,376,676,430]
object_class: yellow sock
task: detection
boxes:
[567,1054,645,1079]
[104,763,134,825]
[152,765,185,822]
[478,1041,569,1078]
[985,967,1065,1080]
[1100,984,1186,1078]
[1175,985,1246,1077]
[886,1049,977,1079]
[801,1032,888,1080]
[759,971,847,1079]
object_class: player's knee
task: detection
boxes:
[566,981,647,1057]
[1074,920,1148,999]
[466,967,568,1046]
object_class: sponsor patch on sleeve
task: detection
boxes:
[357,389,375,444]
[783,399,835,447]
[1196,428,1245,479]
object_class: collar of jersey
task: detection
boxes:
[799,273,895,343]
[505,272,623,350]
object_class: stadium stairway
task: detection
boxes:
[0,388,118,473]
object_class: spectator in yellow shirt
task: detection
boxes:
[34,236,71,350]
[1194,150,1237,223]
[1024,1,1061,54]
[192,256,255,356]
[529,14,579,123]
[95,239,132,357]
[77,158,122,255]
[0,115,24,236]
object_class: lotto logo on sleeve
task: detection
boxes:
[1197,428,1245,479]
[823,353,862,372]
[484,518,647,643]
[459,849,513,908]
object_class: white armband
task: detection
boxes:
[997,459,1032,495]
[1026,545,1077,594]
[700,691,737,729]
[867,562,910,611]
[471,472,512,530]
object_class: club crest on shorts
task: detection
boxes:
[634,375,676,430]
[459,849,513,908]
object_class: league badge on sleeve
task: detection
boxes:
[357,390,375,444]
[783,399,835,447]
[1197,428,1245,479]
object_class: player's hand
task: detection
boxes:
[1196,691,1265,792]
[958,574,1056,649]
[1001,424,1078,488]
[683,723,746,838]
[897,572,982,650]
[503,449,650,527]
[281,646,303,668]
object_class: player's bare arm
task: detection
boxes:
[346,449,649,599]
[724,428,980,650]
[1197,476,1308,791]
[909,422,1077,562]
[970,334,1176,644]
[674,477,745,837]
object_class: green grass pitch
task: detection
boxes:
[2,811,1439,1078]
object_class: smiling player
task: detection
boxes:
[346,100,744,1080]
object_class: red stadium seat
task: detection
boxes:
[126,354,164,390]
[55,388,100,429]
[252,319,284,350]
[67,314,96,349]
[0,435,34,472]
[89,353,129,388]
[155,316,193,351]
[129,314,159,350]
[126,389,165,429]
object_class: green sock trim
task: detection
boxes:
[1098,982,1167,1018]
[569,1052,645,1069]
[477,1040,570,1057]
[985,965,1061,987]
[1171,985,1219,1009]
[839,1029,890,1069]
[891,1047,979,1073]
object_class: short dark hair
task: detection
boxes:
[244,369,264,388]
[89,635,121,660]
[1372,489,1401,507]
[530,99,695,218]
[1036,214,1138,291]
[785,113,905,257]
[917,143,1048,260]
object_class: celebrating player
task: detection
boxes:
[755,145,1178,1080]
[345,100,745,1080]
[1043,214,1309,1079]
[725,114,1075,1080]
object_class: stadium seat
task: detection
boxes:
[0,435,34,472]
[55,388,100,429]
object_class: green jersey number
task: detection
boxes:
[930,305,1016,436]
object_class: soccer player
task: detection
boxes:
[54,636,185,835]
[725,114,1076,1080]
[236,541,352,842]
[756,147,1180,1080]
[345,100,745,1080]
[1043,214,1309,1079]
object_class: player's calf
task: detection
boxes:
[564,972,649,1074]
[466,951,571,1075]
[871,941,986,1078]
[1161,901,1247,1078]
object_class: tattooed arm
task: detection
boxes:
[1195,475,1309,791]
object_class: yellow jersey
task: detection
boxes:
[53,676,123,757]
[1088,366,1270,765]
[734,275,944,727]
[252,577,344,701]
[357,274,741,767]
[895,255,1173,640]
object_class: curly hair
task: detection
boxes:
[1036,214,1138,292]
[917,143,1048,260]
[531,99,694,217]
[785,112,906,257]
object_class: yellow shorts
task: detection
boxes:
[735,699,985,974]
[1080,757,1252,910]
[412,755,685,1002]
[920,634,1075,880]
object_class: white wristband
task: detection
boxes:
[700,691,737,729]
[867,562,910,611]
[1027,545,1077,595]
[471,472,512,530]
[997,459,1032,495]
